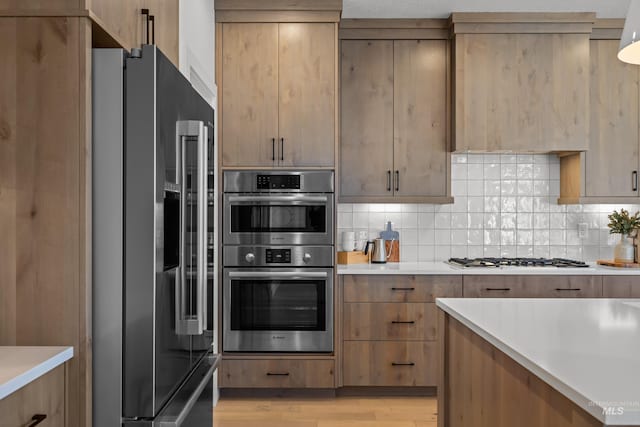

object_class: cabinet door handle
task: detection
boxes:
[555,288,581,292]
[391,287,415,291]
[485,288,511,291]
[271,138,275,161]
[28,415,47,427]
[391,362,415,366]
[395,170,399,192]
[387,170,391,191]
[266,372,290,376]
[141,9,150,44]
[150,15,155,44]
[633,171,638,192]
[280,137,284,161]
[391,320,415,324]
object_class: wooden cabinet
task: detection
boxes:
[603,276,640,297]
[220,359,335,388]
[451,13,592,152]
[220,23,279,167]
[89,0,179,66]
[559,34,640,204]
[462,275,603,298]
[585,39,639,198]
[0,366,65,427]
[343,341,437,387]
[341,275,462,387]
[343,275,463,302]
[340,38,450,203]
[220,22,336,168]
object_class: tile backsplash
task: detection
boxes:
[337,153,640,262]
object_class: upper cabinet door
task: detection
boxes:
[454,33,589,152]
[393,40,448,197]
[340,40,394,198]
[278,23,336,167]
[221,23,279,167]
[586,39,639,198]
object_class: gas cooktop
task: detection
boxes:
[447,257,589,268]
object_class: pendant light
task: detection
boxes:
[619,0,640,64]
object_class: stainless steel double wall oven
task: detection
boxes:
[222,171,335,353]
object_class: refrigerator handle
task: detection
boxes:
[175,120,207,336]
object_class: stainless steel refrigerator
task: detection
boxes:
[92,45,218,426]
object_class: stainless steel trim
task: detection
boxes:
[223,267,333,352]
[228,271,328,279]
[227,195,328,203]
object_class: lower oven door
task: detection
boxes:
[223,268,333,353]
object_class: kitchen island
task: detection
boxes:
[436,298,640,427]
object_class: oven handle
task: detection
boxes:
[226,195,328,203]
[228,271,328,279]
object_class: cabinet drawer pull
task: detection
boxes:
[485,288,511,291]
[555,288,581,292]
[633,171,638,192]
[29,415,47,427]
[391,362,415,366]
[266,372,290,376]
[391,320,415,324]
[395,170,399,192]
[391,287,415,291]
[387,170,391,192]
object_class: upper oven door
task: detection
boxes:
[223,194,334,245]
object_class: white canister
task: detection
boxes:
[341,231,356,252]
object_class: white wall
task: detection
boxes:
[338,154,634,262]
[179,0,216,106]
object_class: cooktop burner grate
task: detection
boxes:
[447,257,589,268]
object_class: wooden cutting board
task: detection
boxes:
[597,259,640,268]
[337,251,369,264]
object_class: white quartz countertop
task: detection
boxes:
[436,298,640,425]
[338,261,640,275]
[0,346,73,400]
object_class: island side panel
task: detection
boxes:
[438,310,605,427]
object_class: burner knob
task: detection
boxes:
[303,253,312,263]
[245,253,255,263]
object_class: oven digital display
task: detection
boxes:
[265,249,291,264]
[257,175,301,190]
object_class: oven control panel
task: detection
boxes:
[223,246,333,267]
[256,174,301,190]
[265,248,291,264]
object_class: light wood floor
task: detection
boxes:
[213,396,438,427]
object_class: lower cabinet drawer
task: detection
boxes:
[0,365,65,427]
[463,275,603,298]
[344,303,437,341]
[220,359,335,388]
[342,341,436,386]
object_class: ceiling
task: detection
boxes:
[342,0,631,19]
